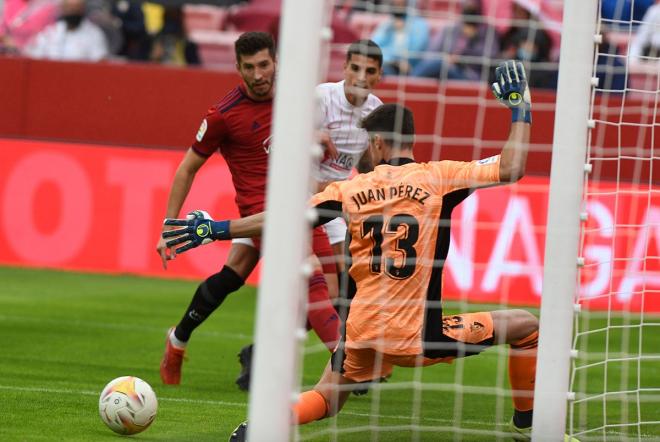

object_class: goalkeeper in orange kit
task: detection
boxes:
[162,61,577,441]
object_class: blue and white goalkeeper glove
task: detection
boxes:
[491,60,532,124]
[162,210,231,254]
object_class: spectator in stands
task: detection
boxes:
[24,0,108,61]
[86,0,123,55]
[499,0,556,89]
[113,0,150,60]
[149,5,199,66]
[371,0,430,76]
[630,0,660,63]
[595,33,627,91]
[601,0,654,27]
[410,0,498,80]
[336,0,387,13]
[0,0,59,54]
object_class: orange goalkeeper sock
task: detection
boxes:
[292,390,329,424]
[508,331,538,413]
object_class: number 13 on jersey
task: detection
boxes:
[360,214,419,280]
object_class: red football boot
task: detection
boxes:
[160,327,185,385]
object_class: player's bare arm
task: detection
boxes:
[499,122,530,183]
[156,148,208,268]
[317,130,339,161]
[491,60,532,183]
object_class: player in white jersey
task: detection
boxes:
[315,40,384,272]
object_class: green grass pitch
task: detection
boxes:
[1,266,658,441]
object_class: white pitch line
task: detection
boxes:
[0,314,251,341]
[2,385,651,437]
[0,384,489,427]
[0,385,247,408]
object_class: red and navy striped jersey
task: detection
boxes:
[192,85,272,217]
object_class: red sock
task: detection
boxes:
[292,390,329,424]
[509,331,538,412]
[307,271,340,351]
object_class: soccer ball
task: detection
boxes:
[98,376,158,435]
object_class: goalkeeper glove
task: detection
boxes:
[491,60,532,124]
[162,210,231,254]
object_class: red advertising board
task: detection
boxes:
[1,139,657,312]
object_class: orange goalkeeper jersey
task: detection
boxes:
[310,156,501,356]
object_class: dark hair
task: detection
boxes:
[346,39,383,68]
[360,104,415,149]
[235,32,276,64]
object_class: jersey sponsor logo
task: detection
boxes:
[478,155,498,165]
[262,134,273,154]
[327,121,342,130]
[327,152,354,170]
[196,119,208,142]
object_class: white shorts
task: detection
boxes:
[231,237,256,248]
[324,217,347,245]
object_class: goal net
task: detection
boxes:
[568,0,660,440]
[251,0,659,440]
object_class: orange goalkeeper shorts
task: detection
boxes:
[340,312,494,383]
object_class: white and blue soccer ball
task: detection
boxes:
[98,376,158,435]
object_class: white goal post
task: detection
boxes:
[247,1,327,441]
[533,0,599,440]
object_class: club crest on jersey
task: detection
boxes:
[196,119,208,142]
[262,135,273,154]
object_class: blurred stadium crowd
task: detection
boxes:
[1,0,658,89]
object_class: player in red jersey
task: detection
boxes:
[156,32,339,388]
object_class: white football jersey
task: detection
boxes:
[315,81,383,182]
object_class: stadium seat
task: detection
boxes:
[426,16,449,38]
[606,29,633,55]
[348,11,389,40]
[628,61,660,93]
[420,0,460,15]
[183,4,228,32]
[327,44,350,80]
[188,30,243,70]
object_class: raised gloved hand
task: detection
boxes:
[491,60,532,124]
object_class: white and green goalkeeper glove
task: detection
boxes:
[491,60,532,124]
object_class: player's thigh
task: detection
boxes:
[331,242,345,273]
[312,226,337,275]
[325,218,347,272]
[224,241,260,280]
[426,312,495,359]
[491,309,538,345]
[340,347,394,384]
[314,360,353,416]
[325,270,339,300]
